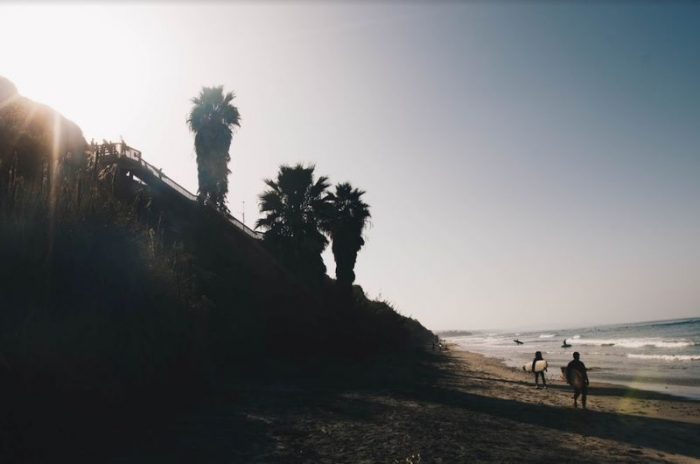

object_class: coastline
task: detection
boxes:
[439,317,700,402]
[448,346,700,425]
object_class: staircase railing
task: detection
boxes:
[90,142,262,240]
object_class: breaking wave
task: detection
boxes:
[627,354,700,362]
[575,338,695,349]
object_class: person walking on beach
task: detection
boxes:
[566,352,589,409]
[532,351,547,389]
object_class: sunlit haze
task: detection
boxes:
[2,2,698,330]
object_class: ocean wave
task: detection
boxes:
[633,317,699,329]
[572,335,580,339]
[575,338,695,349]
[456,336,502,345]
[539,334,556,338]
[627,354,700,361]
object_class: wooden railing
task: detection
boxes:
[89,142,262,240]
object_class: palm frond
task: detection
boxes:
[188,85,241,211]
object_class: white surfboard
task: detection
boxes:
[522,360,548,373]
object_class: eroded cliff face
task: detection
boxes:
[0,75,87,185]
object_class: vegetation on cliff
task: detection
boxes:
[187,85,240,212]
[0,76,433,409]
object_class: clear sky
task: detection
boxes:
[2,2,699,330]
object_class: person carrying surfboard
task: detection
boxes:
[566,352,589,409]
[532,351,547,389]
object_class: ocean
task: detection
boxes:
[442,317,700,400]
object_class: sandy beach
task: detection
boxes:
[449,348,700,424]
[435,349,700,462]
[11,346,700,463]
[222,347,699,463]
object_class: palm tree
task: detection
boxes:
[187,86,240,211]
[322,183,371,290]
[256,164,330,282]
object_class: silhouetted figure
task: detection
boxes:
[532,351,547,388]
[566,352,589,409]
[514,339,523,345]
[562,339,571,348]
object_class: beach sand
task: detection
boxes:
[432,349,700,463]
[451,349,700,425]
[13,347,700,462]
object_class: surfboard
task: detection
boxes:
[522,360,548,373]
[566,368,586,390]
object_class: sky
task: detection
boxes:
[2,2,699,331]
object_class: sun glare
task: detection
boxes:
[2,5,156,140]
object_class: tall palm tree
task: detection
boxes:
[256,164,330,282]
[322,183,371,290]
[187,86,240,211]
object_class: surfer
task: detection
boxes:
[532,351,547,389]
[513,339,523,345]
[566,352,589,409]
[561,339,571,348]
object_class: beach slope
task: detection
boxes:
[19,348,699,463]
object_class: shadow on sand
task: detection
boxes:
[4,351,699,462]
[404,384,700,458]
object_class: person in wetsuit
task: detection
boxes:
[566,352,589,408]
[532,351,547,388]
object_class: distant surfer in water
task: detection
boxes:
[514,339,523,345]
[532,351,547,389]
[566,352,589,409]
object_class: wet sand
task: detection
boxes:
[12,348,700,462]
[451,349,700,425]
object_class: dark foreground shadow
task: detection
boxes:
[4,351,699,462]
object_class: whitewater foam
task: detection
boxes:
[574,338,694,349]
[627,354,700,362]
[443,318,700,400]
